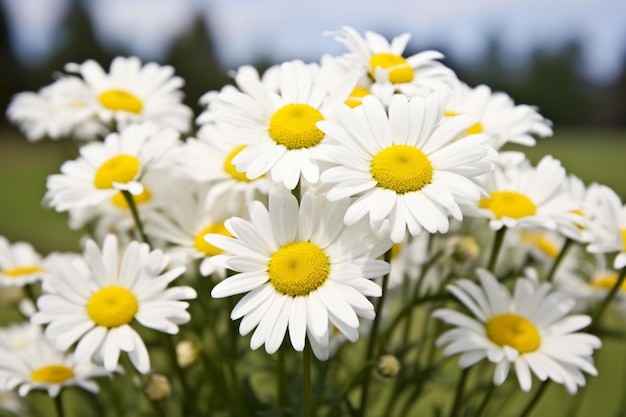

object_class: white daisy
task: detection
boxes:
[45,122,181,212]
[31,234,196,374]
[586,185,626,269]
[65,56,192,133]
[0,322,42,351]
[207,190,392,360]
[444,81,552,149]
[0,388,24,415]
[0,337,111,398]
[433,268,601,394]
[328,26,457,104]
[0,237,51,288]
[317,92,495,243]
[214,59,357,190]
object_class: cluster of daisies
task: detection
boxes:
[2,26,626,416]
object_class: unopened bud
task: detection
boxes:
[176,340,199,368]
[145,374,171,401]
[377,354,401,378]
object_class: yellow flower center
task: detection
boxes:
[590,272,626,293]
[87,286,138,328]
[268,104,325,150]
[31,365,75,384]
[535,236,559,259]
[622,229,626,253]
[268,241,330,297]
[94,155,141,189]
[371,145,433,194]
[3,266,42,277]
[486,313,541,354]
[479,191,537,220]
[224,145,254,182]
[390,243,401,259]
[444,111,483,135]
[369,53,414,84]
[110,188,151,208]
[194,223,233,256]
[345,86,371,108]
[98,89,143,114]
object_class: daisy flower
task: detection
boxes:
[207,190,392,360]
[31,234,196,374]
[433,268,601,394]
[465,153,580,231]
[0,389,23,415]
[0,337,111,398]
[586,185,626,269]
[329,26,457,104]
[214,59,357,190]
[444,82,552,149]
[317,92,495,243]
[64,56,192,133]
[0,236,51,288]
[45,122,181,212]
[0,322,42,351]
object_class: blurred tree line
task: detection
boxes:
[1,0,625,130]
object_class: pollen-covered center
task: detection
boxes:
[3,266,42,277]
[94,155,140,189]
[345,86,371,108]
[224,145,254,182]
[444,110,484,135]
[268,104,325,149]
[31,365,75,384]
[111,188,151,208]
[98,89,143,114]
[479,191,537,220]
[486,313,541,354]
[590,272,626,293]
[621,229,626,252]
[195,223,233,256]
[369,53,414,84]
[268,241,330,297]
[371,145,433,194]
[87,286,138,328]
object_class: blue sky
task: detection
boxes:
[3,0,626,83]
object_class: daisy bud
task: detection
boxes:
[176,340,199,368]
[377,354,401,378]
[145,374,172,401]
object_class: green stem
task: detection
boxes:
[163,334,192,407]
[121,190,151,245]
[488,227,507,273]
[358,248,393,417]
[125,357,168,417]
[52,392,64,417]
[591,267,626,324]
[473,382,495,417]
[448,368,470,417]
[518,380,550,417]
[303,343,313,417]
[545,237,573,283]
[278,347,287,417]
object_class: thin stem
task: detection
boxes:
[358,248,393,417]
[303,343,313,417]
[518,380,550,417]
[545,237,573,283]
[448,368,470,417]
[473,382,495,417]
[591,267,626,324]
[163,334,192,409]
[52,392,64,417]
[121,190,151,245]
[488,227,507,273]
[278,347,287,417]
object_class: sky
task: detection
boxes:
[3,0,626,83]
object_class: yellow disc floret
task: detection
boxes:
[110,188,151,208]
[194,223,233,256]
[268,104,325,149]
[98,89,143,114]
[345,87,371,108]
[3,266,42,277]
[31,365,75,384]
[371,145,433,194]
[486,313,541,354]
[268,241,330,297]
[444,111,484,135]
[224,145,253,182]
[479,191,537,220]
[94,155,140,189]
[369,53,414,84]
[87,286,138,328]
[622,229,626,253]
[590,272,626,293]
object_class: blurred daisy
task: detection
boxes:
[586,185,626,269]
[46,122,180,212]
[0,237,51,288]
[0,388,24,415]
[317,93,495,243]
[0,322,42,351]
[65,56,192,133]
[207,190,391,360]
[329,26,457,104]
[215,59,357,190]
[434,268,601,394]
[0,337,110,398]
[444,82,552,149]
[31,234,196,373]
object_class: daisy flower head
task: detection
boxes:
[466,153,580,232]
[0,322,42,351]
[65,56,192,133]
[0,237,52,288]
[207,190,392,360]
[214,59,357,190]
[45,122,181,212]
[317,92,496,243]
[433,268,601,394]
[31,234,196,374]
[328,26,458,104]
[0,337,111,398]
[585,185,626,269]
[444,82,552,149]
